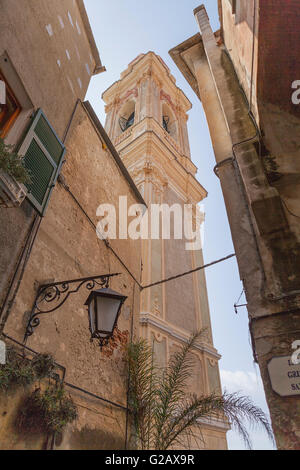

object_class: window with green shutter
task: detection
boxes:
[18,109,65,216]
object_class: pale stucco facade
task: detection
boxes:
[102,52,229,449]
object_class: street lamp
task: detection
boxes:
[23,273,126,351]
[85,288,127,349]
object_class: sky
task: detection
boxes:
[83,0,274,450]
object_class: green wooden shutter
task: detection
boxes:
[18,109,65,216]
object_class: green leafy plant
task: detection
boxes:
[0,344,76,435]
[0,137,31,185]
[31,354,56,379]
[127,332,275,450]
[18,385,78,434]
[127,338,158,450]
[0,345,56,392]
[0,347,35,392]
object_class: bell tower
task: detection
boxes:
[102,52,229,449]
[103,53,194,170]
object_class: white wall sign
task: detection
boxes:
[0,340,6,365]
[0,80,6,105]
[268,356,300,397]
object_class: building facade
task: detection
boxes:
[0,0,105,331]
[0,0,144,450]
[0,101,143,450]
[102,52,229,449]
[170,0,300,449]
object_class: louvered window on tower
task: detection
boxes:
[18,109,65,216]
[119,112,135,132]
[163,116,170,134]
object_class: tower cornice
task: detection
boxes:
[116,123,207,203]
[102,51,192,113]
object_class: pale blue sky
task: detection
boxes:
[84,0,274,450]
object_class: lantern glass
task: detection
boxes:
[86,288,127,342]
[95,295,120,336]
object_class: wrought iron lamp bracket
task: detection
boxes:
[24,273,120,343]
[91,333,110,351]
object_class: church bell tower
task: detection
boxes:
[102,52,229,449]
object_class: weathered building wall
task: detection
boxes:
[220,0,259,121]
[219,6,300,447]
[0,386,47,450]
[1,102,142,450]
[0,0,101,139]
[170,2,300,449]
[255,0,300,263]
[0,0,104,335]
[220,0,300,261]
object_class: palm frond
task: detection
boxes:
[221,391,275,450]
[153,330,205,449]
[127,339,158,449]
[159,392,275,450]
[127,333,275,451]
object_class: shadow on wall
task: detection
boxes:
[55,425,125,450]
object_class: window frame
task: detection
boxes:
[0,52,34,147]
[0,70,22,139]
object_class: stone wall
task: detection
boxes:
[188,3,300,449]
[0,0,103,332]
[0,0,99,139]
[1,103,142,450]
[220,0,259,121]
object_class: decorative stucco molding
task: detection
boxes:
[160,89,177,113]
[140,312,221,360]
[129,158,168,195]
[197,416,231,432]
[119,87,138,106]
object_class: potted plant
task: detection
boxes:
[0,137,31,208]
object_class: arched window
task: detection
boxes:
[119,112,134,132]
[118,100,135,134]
[162,103,177,141]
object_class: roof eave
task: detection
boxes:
[76,0,106,76]
[169,34,203,101]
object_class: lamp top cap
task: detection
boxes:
[85,287,127,305]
